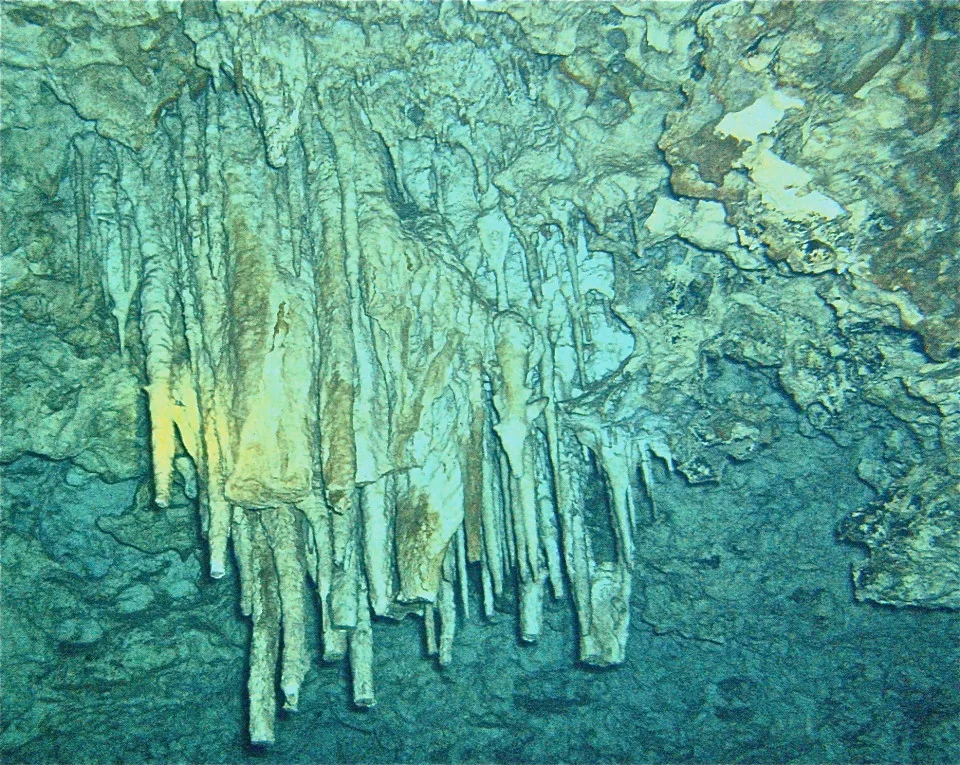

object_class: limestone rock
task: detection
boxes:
[840,464,960,608]
[2,0,957,748]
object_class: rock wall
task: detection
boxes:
[2,0,958,751]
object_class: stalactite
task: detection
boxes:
[362,476,396,617]
[349,578,376,707]
[172,87,231,580]
[247,513,282,745]
[231,505,255,617]
[131,71,662,746]
[7,4,958,757]
[492,311,548,640]
[325,94,394,487]
[299,490,348,662]
[437,545,458,667]
[68,136,94,294]
[328,490,362,629]
[564,218,590,388]
[137,141,178,510]
[261,505,310,712]
[481,409,507,602]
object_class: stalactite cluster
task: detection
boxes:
[83,80,655,744]
[5,1,958,751]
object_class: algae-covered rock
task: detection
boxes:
[1,0,958,756]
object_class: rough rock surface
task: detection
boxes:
[1,0,958,761]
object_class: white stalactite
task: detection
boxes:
[131,72,656,746]
[10,2,953,752]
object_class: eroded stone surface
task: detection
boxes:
[2,0,957,748]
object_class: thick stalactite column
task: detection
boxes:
[218,163,316,508]
[492,311,549,640]
[220,218,315,508]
